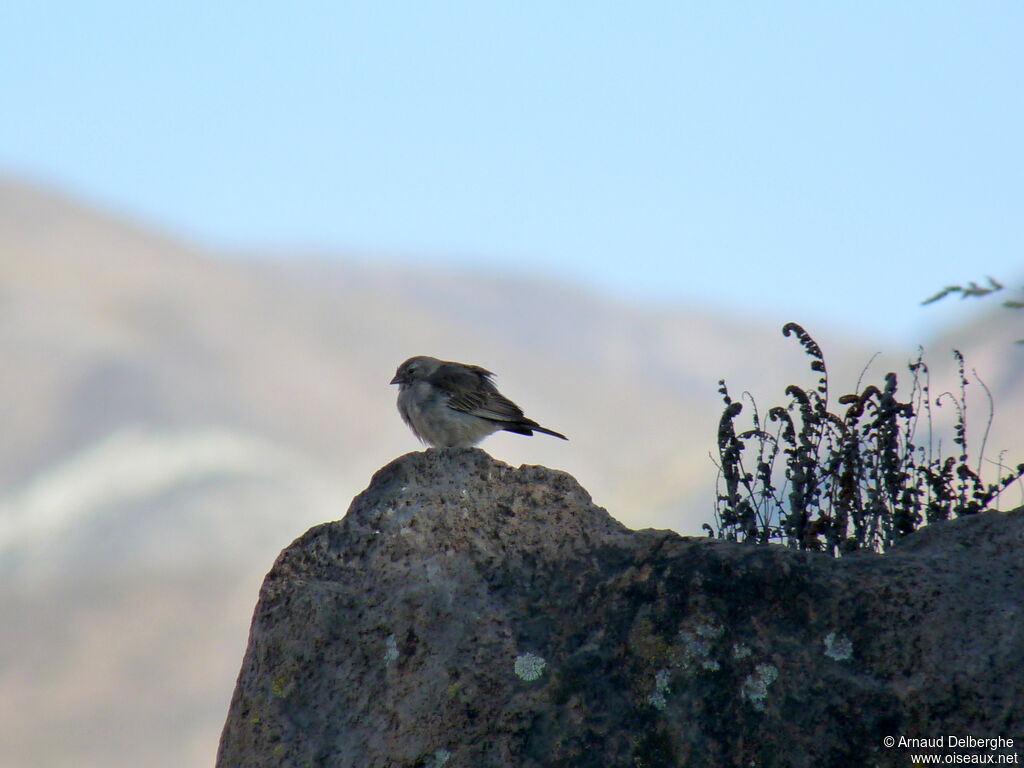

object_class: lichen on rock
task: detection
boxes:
[823,631,853,661]
[741,663,779,712]
[513,652,546,682]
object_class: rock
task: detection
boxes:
[216,448,1024,767]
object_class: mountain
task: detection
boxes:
[0,175,1020,767]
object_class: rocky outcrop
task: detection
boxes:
[216,449,1024,767]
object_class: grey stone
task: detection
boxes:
[216,448,1024,767]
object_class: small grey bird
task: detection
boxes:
[390,356,568,448]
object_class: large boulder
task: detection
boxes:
[216,448,1023,767]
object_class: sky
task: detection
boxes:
[1,2,1021,346]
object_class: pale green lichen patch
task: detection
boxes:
[514,652,546,681]
[741,663,778,712]
[646,668,671,710]
[384,633,399,664]
[427,749,451,767]
[632,613,729,710]
[666,616,727,675]
[823,631,853,661]
[732,643,752,660]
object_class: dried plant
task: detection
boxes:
[707,323,1024,555]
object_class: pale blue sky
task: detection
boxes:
[2,2,1021,345]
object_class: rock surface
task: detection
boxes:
[216,449,1024,767]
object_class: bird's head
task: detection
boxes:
[390,356,442,385]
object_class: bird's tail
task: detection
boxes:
[531,424,568,441]
[498,419,568,440]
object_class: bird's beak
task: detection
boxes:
[389,374,402,385]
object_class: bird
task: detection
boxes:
[390,355,568,448]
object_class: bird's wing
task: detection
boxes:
[432,363,527,424]
[447,389,527,424]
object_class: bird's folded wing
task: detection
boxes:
[447,390,526,423]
